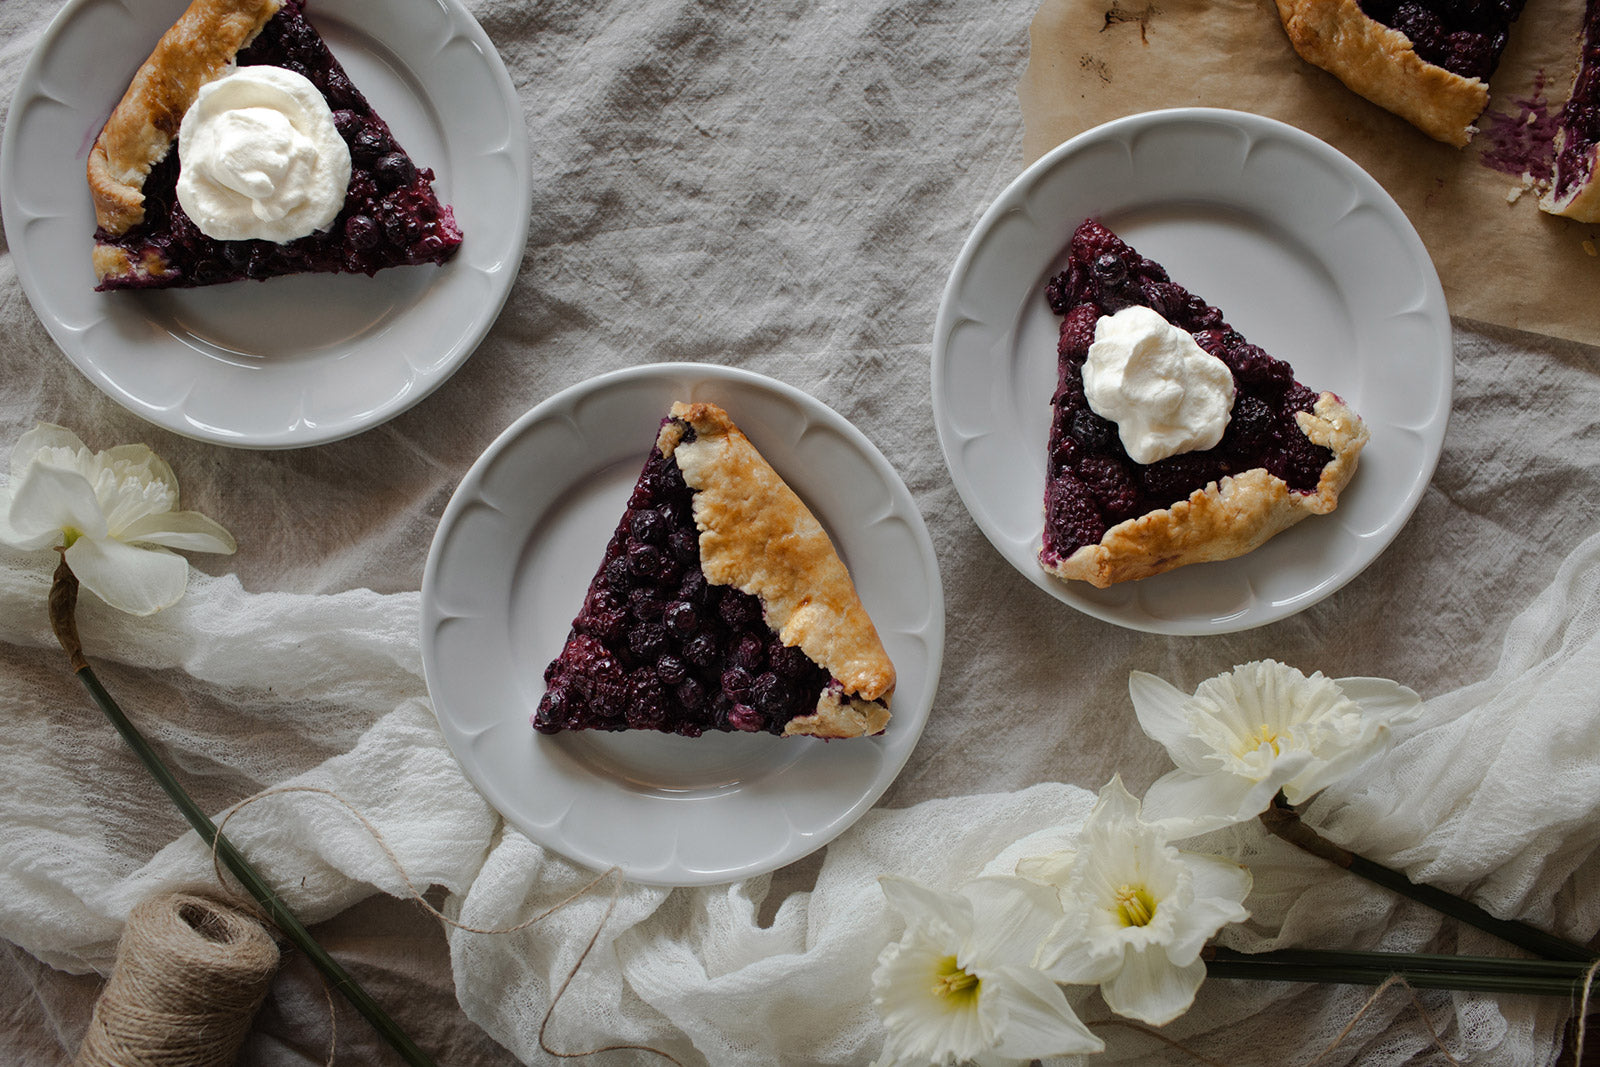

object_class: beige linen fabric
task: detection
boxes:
[2,0,1599,1063]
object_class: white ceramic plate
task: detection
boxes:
[932,108,1451,635]
[420,364,943,886]
[0,0,529,449]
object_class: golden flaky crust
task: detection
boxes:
[780,688,893,740]
[87,0,283,237]
[1045,394,1369,588]
[658,401,894,738]
[1275,0,1488,147]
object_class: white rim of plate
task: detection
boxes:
[0,0,530,449]
[420,363,944,886]
[931,107,1452,635]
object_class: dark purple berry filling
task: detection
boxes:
[534,421,840,737]
[94,0,461,291]
[1356,0,1525,82]
[1040,220,1335,565]
[1551,0,1600,201]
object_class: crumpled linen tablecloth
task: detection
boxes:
[3,0,1600,1064]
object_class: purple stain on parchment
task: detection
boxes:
[1478,71,1562,182]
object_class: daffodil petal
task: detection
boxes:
[1160,854,1251,965]
[101,443,177,491]
[988,966,1104,1058]
[1335,676,1424,726]
[10,424,86,478]
[1101,947,1206,1026]
[1014,848,1076,887]
[1141,768,1271,838]
[1034,914,1118,985]
[0,487,55,550]
[5,463,108,546]
[1095,775,1143,825]
[878,876,971,942]
[966,1053,1017,1067]
[961,877,1063,964]
[118,509,237,554]
[873,939,985,1065]
[1128,671,1217,772]
[1283,751,1373,804]
[64,537,188,615]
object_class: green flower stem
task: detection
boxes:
[1204,946,1600,997]
[1261,793,1595,963]
[51,560,436,1067]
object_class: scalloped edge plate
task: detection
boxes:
[1,0,529,448]
[421,364,943,886]
[932,108,1451,634]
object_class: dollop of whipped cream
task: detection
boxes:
[1082,305,1235,465]
[176,66,351,243]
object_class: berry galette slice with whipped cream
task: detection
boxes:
[1039,220,1368,589]
[535,401,895,739]
[88,0,461,290]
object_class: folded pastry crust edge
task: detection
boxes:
[1043,393,1370,589]
[87,0,284,240]
[659,401,895,739]
[1274,0,1488,147]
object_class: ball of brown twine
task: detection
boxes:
[74,890,281,1067]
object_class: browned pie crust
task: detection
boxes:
[87,0,283,244]
[1043,394,1369,589]
[1275,0,1488,147]
[658,401,895,738]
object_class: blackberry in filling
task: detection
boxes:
[93,0,461,291]
[1356,0,1526,82]
[1040,220,1338,569]
[535,423,843,738]
[1549,0,1600,205]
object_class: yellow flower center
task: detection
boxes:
[1114,884,1157,927]
[1248,723,1280,756]
[931,955,980,1005]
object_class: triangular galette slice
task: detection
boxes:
[1039,220,1368,588]
[535,402,895,739]
[89,0,461,290]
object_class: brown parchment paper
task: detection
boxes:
[1020,0,1600,347]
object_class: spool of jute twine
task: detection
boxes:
[74,890,281,1067]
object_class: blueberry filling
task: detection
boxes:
[1552,0,1600,200]
[1040,220,1334,565]
[94,0,461,290]
[534,420,839,737]
[1355,0,1526,82]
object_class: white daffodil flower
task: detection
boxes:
[0,424,236,615]
[1131,660,1422,838]
[1025,777,1250,1027]
[872,874,1104,1067]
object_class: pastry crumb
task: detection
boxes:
[1584,240,1598,257]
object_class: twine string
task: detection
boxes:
[211,785,683,1064]
[1083,1017,1233,1066]
[1573,959,1600,1067]
[74,891,280,1067]
[1304,975,1462,1067]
